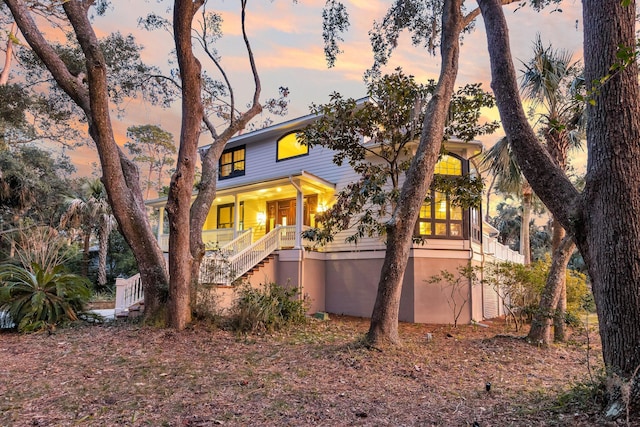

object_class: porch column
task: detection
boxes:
[295,182,303,249]
[233,194,239,238]
[157,207,165,242]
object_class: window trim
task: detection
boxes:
[276,131,309,162]
[219,145,246,180]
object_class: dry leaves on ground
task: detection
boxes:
[0,316,611,426]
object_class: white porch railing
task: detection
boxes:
[119,226,301,308]
[158,228,236,252]
[200,225,297,285]
[218,228,253,255]
[482,235,525,263]
[115,273,143,316]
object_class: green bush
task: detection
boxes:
[484,256,593,330]
[0,263,91,332]
[230,282,308,334]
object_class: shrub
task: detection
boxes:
[0,263,91,332]
[230,282,308,334]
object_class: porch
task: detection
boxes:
[151,171,335,253]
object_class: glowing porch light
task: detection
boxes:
[256,211,266,225]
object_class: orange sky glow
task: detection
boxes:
[8,0,584,198]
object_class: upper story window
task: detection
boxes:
[416,153,468,240]
[219,145,245,179]
[277,132,309,161]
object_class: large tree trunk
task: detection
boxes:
[366,0,462,346]
[581,0,640,390]
[5,0,170,320]
[188,0,263,309]
[165,0,207,330]
[527,235,574,345]
[480,0,640,417]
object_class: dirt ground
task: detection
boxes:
[0,315,616,426]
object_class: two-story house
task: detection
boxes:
[142,112,523,325]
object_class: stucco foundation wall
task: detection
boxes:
[412,257,475,325]
[197,285,236,315]
[325,257,383,318]
[246,255,279,287]
[301,254,326,314]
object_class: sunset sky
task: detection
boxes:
[38,0,583,178]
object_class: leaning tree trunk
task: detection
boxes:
[367,0,462,346]
[187,0,263,308]
[480,0,640,417]
[5,0,170,321]
[527,235,574,345]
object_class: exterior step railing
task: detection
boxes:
[218,228,253,255]
[115,273,143,316]
[200,225,297,285]
[118,226,301,307]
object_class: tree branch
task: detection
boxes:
[478,0,580,231]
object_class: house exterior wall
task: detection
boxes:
[324,252,385,318]
[301,252,326,314]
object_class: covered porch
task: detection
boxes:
[149,171,335,253]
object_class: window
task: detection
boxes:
[219,145,245,179]
[277,132,308,161]
[416,154,467,239]
[217,202,244,229]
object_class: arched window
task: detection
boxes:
[277,132,309,161]
[416,153,467,239]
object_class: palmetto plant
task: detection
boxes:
[0,263,91,332]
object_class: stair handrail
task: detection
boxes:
[200,226,287,285]
[115,273,143,315]
[218,228,253,255]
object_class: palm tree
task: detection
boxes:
[60,179,115,290]
[520,36,584,344]
[481,136,534,265]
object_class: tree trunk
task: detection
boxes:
[188,0,263,309]
[480,0,640,416]
[367,0,462,346]
[166,0,206,330]
[4,0,170,320]
[553,271,567,342]
[581,0,640,384]
[520,184,532,264]
[0,22,17,85]
[82,231,90,278]
[527,235,574,345]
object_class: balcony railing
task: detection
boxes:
[158,228,236,252]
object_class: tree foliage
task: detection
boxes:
[301,69,494,246]
[125,124,176,199]
[0,144,74,234]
